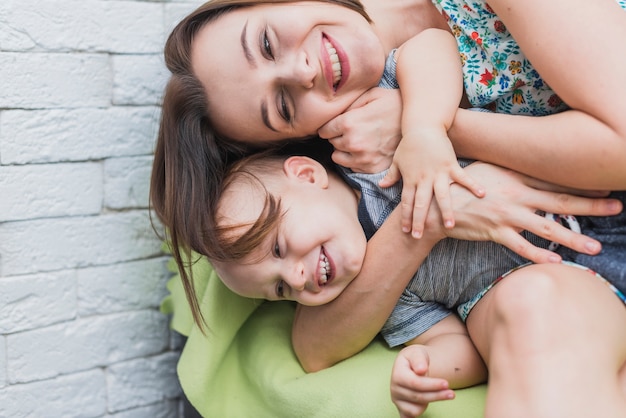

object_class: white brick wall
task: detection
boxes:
[0,0,204,416]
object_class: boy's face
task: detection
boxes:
[213,156,367,306]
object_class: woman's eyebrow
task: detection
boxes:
[261,101,279,132]
[241,20,278,133]
[241,20,257,69]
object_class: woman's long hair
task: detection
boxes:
[150,0,369,329]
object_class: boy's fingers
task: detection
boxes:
[400,184,417,234]
[379,164,402,188]
[412,184,433,238]
[397,386,454,405]
[434,179,455,229]
[453,169,485,198]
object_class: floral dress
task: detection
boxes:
[431,0,626,115]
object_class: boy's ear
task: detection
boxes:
[283,156,329,188]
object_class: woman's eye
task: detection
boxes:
[263,29,273,59]
[280,92,291,123]
[276,280,285,298]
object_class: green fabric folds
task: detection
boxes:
[161,254,486,417]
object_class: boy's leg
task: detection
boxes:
[466,263,626,418]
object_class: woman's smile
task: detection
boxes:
[321,33,349,92]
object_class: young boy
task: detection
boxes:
[208,145,626,415]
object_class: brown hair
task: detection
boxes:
[149,0,368,329]
[212,151,287,264]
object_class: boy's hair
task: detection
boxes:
[212,140,337,262]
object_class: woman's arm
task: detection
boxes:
[293,162,623,372]
[450,0,626,189]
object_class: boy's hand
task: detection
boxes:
[391,345,455,418]
[380,129,485,238]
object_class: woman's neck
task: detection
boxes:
[363,0,449,52]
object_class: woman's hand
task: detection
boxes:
[429,161,623,264]
[318,87,402,173]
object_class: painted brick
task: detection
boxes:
[0,0,185,411]
[0,108,159,164]
[0,211,162,276]
[104,156,154,210]
[0,162,103,222]
[164,2,205,32]
[0,0,164,53]
[0,337,6,388]
[78,257,170,316]
[0,271,77,334]
[113,54,169,106]
[109,400,181,418]
[0,52,111,109]
[0,369,107,418]
[7,311,169,383]
[107,352,182,412]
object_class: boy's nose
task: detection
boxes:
[285,261,307,291]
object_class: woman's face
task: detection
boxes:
[191,1,386,143]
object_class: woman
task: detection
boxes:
[150,0,626,415]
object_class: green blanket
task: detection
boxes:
[161,255,487,417]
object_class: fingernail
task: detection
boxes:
[402,226,410,233]
[548,255,561,263]
[444,220,454,228]
[585,241,600,253]
[412,231,422,239]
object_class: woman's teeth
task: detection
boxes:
[319,252,331,284]
[324,40,342,88]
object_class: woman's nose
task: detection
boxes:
[284,261,307,291]
[281,52,315,89]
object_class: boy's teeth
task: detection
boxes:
[319,253,331,284]
[324,40,342,87]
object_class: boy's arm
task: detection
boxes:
[391,315,487,417]
[396,28,461,139]
[381,28,484,238]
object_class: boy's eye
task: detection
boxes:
[276,280,285,298]
[263,29,273,59]
[272,242,281,258]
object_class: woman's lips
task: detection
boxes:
[321,34,349,93]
